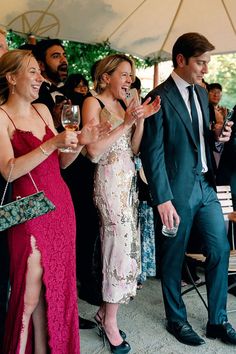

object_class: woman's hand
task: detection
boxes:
[142,96,161,119]
[54,130,79,150]
[125,95,161,127]
[124,98,140,128]
[77,120,112,146]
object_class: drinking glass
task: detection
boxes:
[162,223,179,238]
[60,104,80,153]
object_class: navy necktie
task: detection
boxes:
[187,85,202,172]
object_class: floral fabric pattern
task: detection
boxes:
[93,107,140,304]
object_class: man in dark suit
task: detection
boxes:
[211,98,236,296]
[141,32,236,346]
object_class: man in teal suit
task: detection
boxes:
[141,32,236,346]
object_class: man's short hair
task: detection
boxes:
[131,76,141,91]
[35,38,64,63]
[208,83,222,92]
[172,32,215,68]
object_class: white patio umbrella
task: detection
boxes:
[0,0,235,61]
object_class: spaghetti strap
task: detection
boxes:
[95,97,105,109]
[0,107,17,129]
[95,97,126,111]
[31,104,49,126]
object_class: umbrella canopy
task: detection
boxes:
[1,0,236,60]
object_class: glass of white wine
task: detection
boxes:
[60,104,80,153]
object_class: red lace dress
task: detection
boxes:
[3,108,80,353]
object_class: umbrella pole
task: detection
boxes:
[153,63,159,88]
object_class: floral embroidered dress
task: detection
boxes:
[92,100,140,304]
[2,107,80,354]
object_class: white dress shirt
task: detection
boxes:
[171,71,208,173]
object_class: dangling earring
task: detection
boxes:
[11,84,15,95]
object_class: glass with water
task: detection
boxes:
[162,223,179,238]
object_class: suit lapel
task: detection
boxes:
[163,76,196,146]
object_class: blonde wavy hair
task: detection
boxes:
[94,54,135,94]
[0,49,34,105]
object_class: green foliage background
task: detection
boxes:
[7,32,147,83]
[7,31,236,108]
[206,54,236,108]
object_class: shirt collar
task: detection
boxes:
[171,71,190,91]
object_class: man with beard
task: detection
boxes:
[34,39,70,127]
[0,27,9,347]
[34,38,99,330]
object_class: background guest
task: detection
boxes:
[34,38,103,317]
[131,77,156,289]
[83,53,160,353]
[0,26,9,349]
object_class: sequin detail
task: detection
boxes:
[93,106,140,304]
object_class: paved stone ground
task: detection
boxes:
[79,277,236,354]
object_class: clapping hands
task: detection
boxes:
[77,120,112,146]
[142,96,161,119]
[125,95,161,128]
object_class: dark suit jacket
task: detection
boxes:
[34,81,56,114]
[215,107,236,196]
[140,75,215,210]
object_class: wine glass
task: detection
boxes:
[60,104,80,153]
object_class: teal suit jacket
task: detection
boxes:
[141,76,215,210]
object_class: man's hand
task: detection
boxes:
[217,121,233,142]
[157,200,180,229]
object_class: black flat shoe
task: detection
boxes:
[79,316,97,329]
[206,322,236,344]
[167,320,205,346]
[94,312,126,340]
[100,328,131,354]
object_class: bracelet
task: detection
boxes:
[39,145,50,157]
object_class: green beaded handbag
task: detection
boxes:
[0,164,56,232]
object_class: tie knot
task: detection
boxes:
[50,84,60,93]
[187,85,195,96]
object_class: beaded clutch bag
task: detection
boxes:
[0,163,55,232]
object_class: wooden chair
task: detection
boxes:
[182,185,236,311]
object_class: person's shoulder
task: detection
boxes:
[33,102,50,112]
[145,76,172,101]
[83,95,101,107]
[0,105,9,124]
[32,103,51,122]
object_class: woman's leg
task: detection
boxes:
[19,236,46,354]
[103,302,123,346]
[32,287,47,354]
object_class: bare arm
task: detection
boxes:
[131,96,161,155]
[0,104,84,180]
[82,96,136,159]
[131,118,145,155]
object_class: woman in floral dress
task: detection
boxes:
[83,54,160,353]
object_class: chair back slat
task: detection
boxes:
[222,206,234,214]
[217,186,233,217]
[216,185,231,192]
[220,199,233,207]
